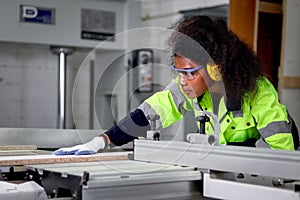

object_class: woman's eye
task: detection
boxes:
[180,72,187,76]
[191,71,198,76]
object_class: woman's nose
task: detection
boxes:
[179,75,187,86]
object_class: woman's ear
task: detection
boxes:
[206,63,222,81]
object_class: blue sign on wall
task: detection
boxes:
[20,5,55,25]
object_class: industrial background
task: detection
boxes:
[0,0,300,199]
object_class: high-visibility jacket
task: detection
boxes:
[138,76,295,150]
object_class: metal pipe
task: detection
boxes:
[89,60,94,129]
[50,46,74,129]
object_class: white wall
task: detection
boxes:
[140,0,229,48]
[0,43,91,128]
[281,0,300,128]
[0,43,57,128]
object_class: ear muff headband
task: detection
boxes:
[207,63,222,81]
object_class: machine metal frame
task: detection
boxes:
[26,160,203,200]
[134,139,300,200]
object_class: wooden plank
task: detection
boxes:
[283,76,300,88]
[0,152,130,166]
[259,1,282,14]
[0,145,37,151]
[0,150,50,156]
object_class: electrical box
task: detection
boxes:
[132,49,153,92]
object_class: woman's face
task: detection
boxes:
[173,55,208,99]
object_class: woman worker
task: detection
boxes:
[53,15,298,155]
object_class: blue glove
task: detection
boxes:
[52,136,106,155]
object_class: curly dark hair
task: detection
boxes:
[168,15,262,104]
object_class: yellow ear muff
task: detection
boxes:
[207,63,222,81]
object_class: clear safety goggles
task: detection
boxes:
[171,65,205,80]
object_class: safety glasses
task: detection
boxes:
[171,65,205,80]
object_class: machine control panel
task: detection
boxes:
[132,49,153,92]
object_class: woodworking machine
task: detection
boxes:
[1,128,300,200]
[134,134,300,200]
[0,128,202,200]
[0,152,202,200]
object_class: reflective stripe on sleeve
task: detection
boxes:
[259,121,291,138]
[138,101,163,130]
